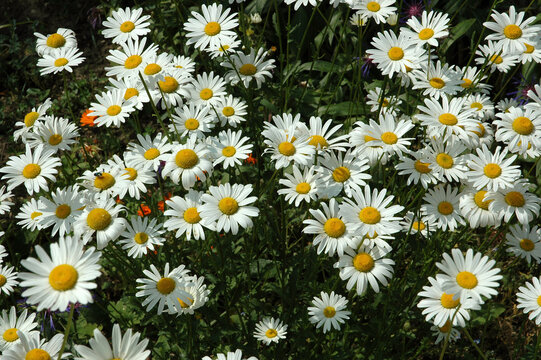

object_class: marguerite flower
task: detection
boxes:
[494,106,541,154]
[402,10,450,47]
[354,0,397,24]
[202,349,257,360]
[316,149,371,198]
[475,40,520,73]
[212,129,253,169]
[173,275,210,315]
[466,145,520,191]
[221,47,275,88]
[16,198,45,231]
[88,90,136,128]
[278,165,320,206]
[105,37,158,78]
[14,98,52,142]
[297,116,350,153]
[102,7,151,44]
[169,103,216,139]
[215,95,247,127]
[125,132,174,171]
[2,332,66,360]
[308,291,351,333]
[517,277,541,325]
[263,125,315,169]
[39,185,84,237]
[37,47,85,75]
[459,187,500,228]
[505,224,541,264]
[183,3,239,50]
[395,150,438,189]
[0,264,18,295]
[421,184,464,231]
[483,5,538,53]
[0,185,14,216]
[164,190,216,241]
[26,115,79,153]
[485,180,540,225]
[119,216,165,258]
[366,30,419,77]
[0,307,39,353]
[412,61,462,100]
[188,71,227,107]
[34,28,77,56]
[253,317,288,345]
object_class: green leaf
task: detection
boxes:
[441,18,476,53]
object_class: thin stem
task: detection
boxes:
[56,304,75,360]
[463,328,488,360]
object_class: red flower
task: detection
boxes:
[137,204,151,217]
[245,153,257,165]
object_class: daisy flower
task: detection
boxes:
[366,30,419,78]
[395,150,438,189]
[215,95,247,127]
[0,264,18,295]
[316,149,371,198]
[262,125,315,169]
[212,129,253,168]
[135,263,191,315]
[162,136,213,189]
[221,47,275,89]
[105,37,158,79]
[171,54,196,76]
[436,248,502,304]
[350,12,369,27]
[417,276,480,328]
[278,165,320,206]
[496,97,520,113]
[102,7,151,44]
[173,275,210,315]
[2,332,66,360]
[354,0,397,24]
[297,116,350,153]
[16,198,45,231]
[73,324,150,360]
[0,185,14,215]
[107,76,149,110]
[284,0,320,10]
[334,243,395,296]
[339,186,404,237]
[39,185,84,237]
[421,185,465,232]
[253,317,288,345]
[26,115,79,153]
[88,90,136,128]
[108,155,156,200]
[202,349,257,360]
[465,121,495,150]
[205,35,242,59]
[125,132,173,171]
[402,10,450,47]
[19,236,101,311]
[14,98,52,142]
[78,164,131,198]
[475,40,520,73]
[466,145,520,192]
[119,216,165,258]
[456,65,491,93]
[164,190,216,241]
[400,211,435,237]
[139,52,174,85]
[200,183,259,235]
[483,5,538,53]
[169,103,216,139]
[431,321,460,344]
[519,40,541,64]
[485,180,540,224]
[188,71,227,107]
[366,87,402,115]
[505,224,541,264]
[308,291,351,333]
[464,93,495,120]
[459,187,500,229]
[183,3,239,50]
[34,28,77,56]
[37,47,85,75]
[73,193,127,250]
[0,144,60,195]
[412,61,462,100]
[0,307,39,353]
[517,277,541,325]
[152,70,192,110]
[494,106,541,154]
[365,114,415,157]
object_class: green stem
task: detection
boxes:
[463,328,488,360]
[56,304,75,360]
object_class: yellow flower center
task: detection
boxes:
[204,21,221,36]
[439,321,452,333]
[134,232,148,244]
[31,211,42,220]
[419,28,434,40]
[144,148,160,160]
[184,118,200,130]
[512,116,534,135]
[46,33,66,48]
[414,160,431,174]
[473,191,492,210]
[2,328,18,342]
[278,141,296,156]
[159,76,179,93]
[295,182,311,194]
[120,21,135,33]
[22,164,41,179]
[524,43,534,54]
[461,78,473,88]
[124,87,139,100]
[503,24,522,39]
[504,191,525,207]
[440,293,460,309]
[429,77,445,89]
[332,166,351,183]
[309,135,328,148]
[54,58,68,67]
[470,102,483,110]
[178,296,194,308]
[366,1,381,12]
[324,218,346,238]
[49,264,78,291]
[107,105,122,116]
[86,208,112,231]
[124,54,143,69]
[436,153,453,169]
[353,252,375,272]
[124,167,137,180]
[387,47,404,61]
[48,134,63,145]
[265,329,278,338]
[456,271,478,289]
[25,348,51,360]
[381,98,389,107]
[156,277,175,294]
[24,111,40,127]
[537,295,541,307]
[0,275,6,287]
[239,64,257,76]
[183,207,201,224]
[222,106,235,116]
[222,146,236,157]
[219,45,230,52]
[175,149,199,169]
[437,201,453,215]
[144,63,162,75]
[490,54,503,64]
[218,197,239,215]
[55,204,71,219]
[412,220,426,231]
[472,123,486,137]
[381,132,398,145]
[520,238,535,251]
[483,163,501,179]
[199,88,213,100]
[323,306,336,318]
[94,172,116,190]
[358,206,381,224]
[438,113,458,126]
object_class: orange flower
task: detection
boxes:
[137,204,151,217]
[245,153,257,165]
[270,46,277,52]
[115,195,124,205]
[80,109,97,127]
[158,192,172,212]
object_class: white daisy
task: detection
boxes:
[366,87,402,115]
[125,132,174,171]
[14,98,52,142]
[284,0,320,10]
[456,65,492,94]
[402,10,450,47]
[188,71,227,107]
[34,28,77,56]
[221,47,275,89]
[152,70,192,110]
[505,224,541,264]
[0,264,18,295]
[459,187,500,229]
[102,7,151,44]
[475,40,520,73]
[423,138,468,183]
[105,37,159,79]
[39,185,84,237]
[466,145,520,191]
[412,61,462,100]
[431,321,460,344]
[353,0,397,24]
[107,76,149,110]
[139,52,175,86]
[278,165,320,206]
[88,90,136,128]
[395,150,438,189]
[421,184,464,232]
[169,103,216,139]
[212,129,253,168]
[400,211,435,237]
[316,149,371,198]
[519,40,541,64]
[183,3,239,50]
[517,277,541,325]
[262,125,315,169]
[202,349,257,360]
[464,93,495,121]
[365,114,415,157]
[119,216,165,258]
[173,275,210,315]
[253,317,288,345]
[0,185,14,215]
[16,198,45,231]
[78,163,131,198]
[2,332,66,360]
[0,307,39,353]
[107,154,156,200]
[485,180,540,225]
[37,47,85,75]
[296,116,350,153]
[204,35,242,59]
[26,115,79,153]
[365,30,419,78]
[494,106,541,154]
[215,95,247,127]
[483,5,538,53]
[308,291,351,333]
[164,190,216,241]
